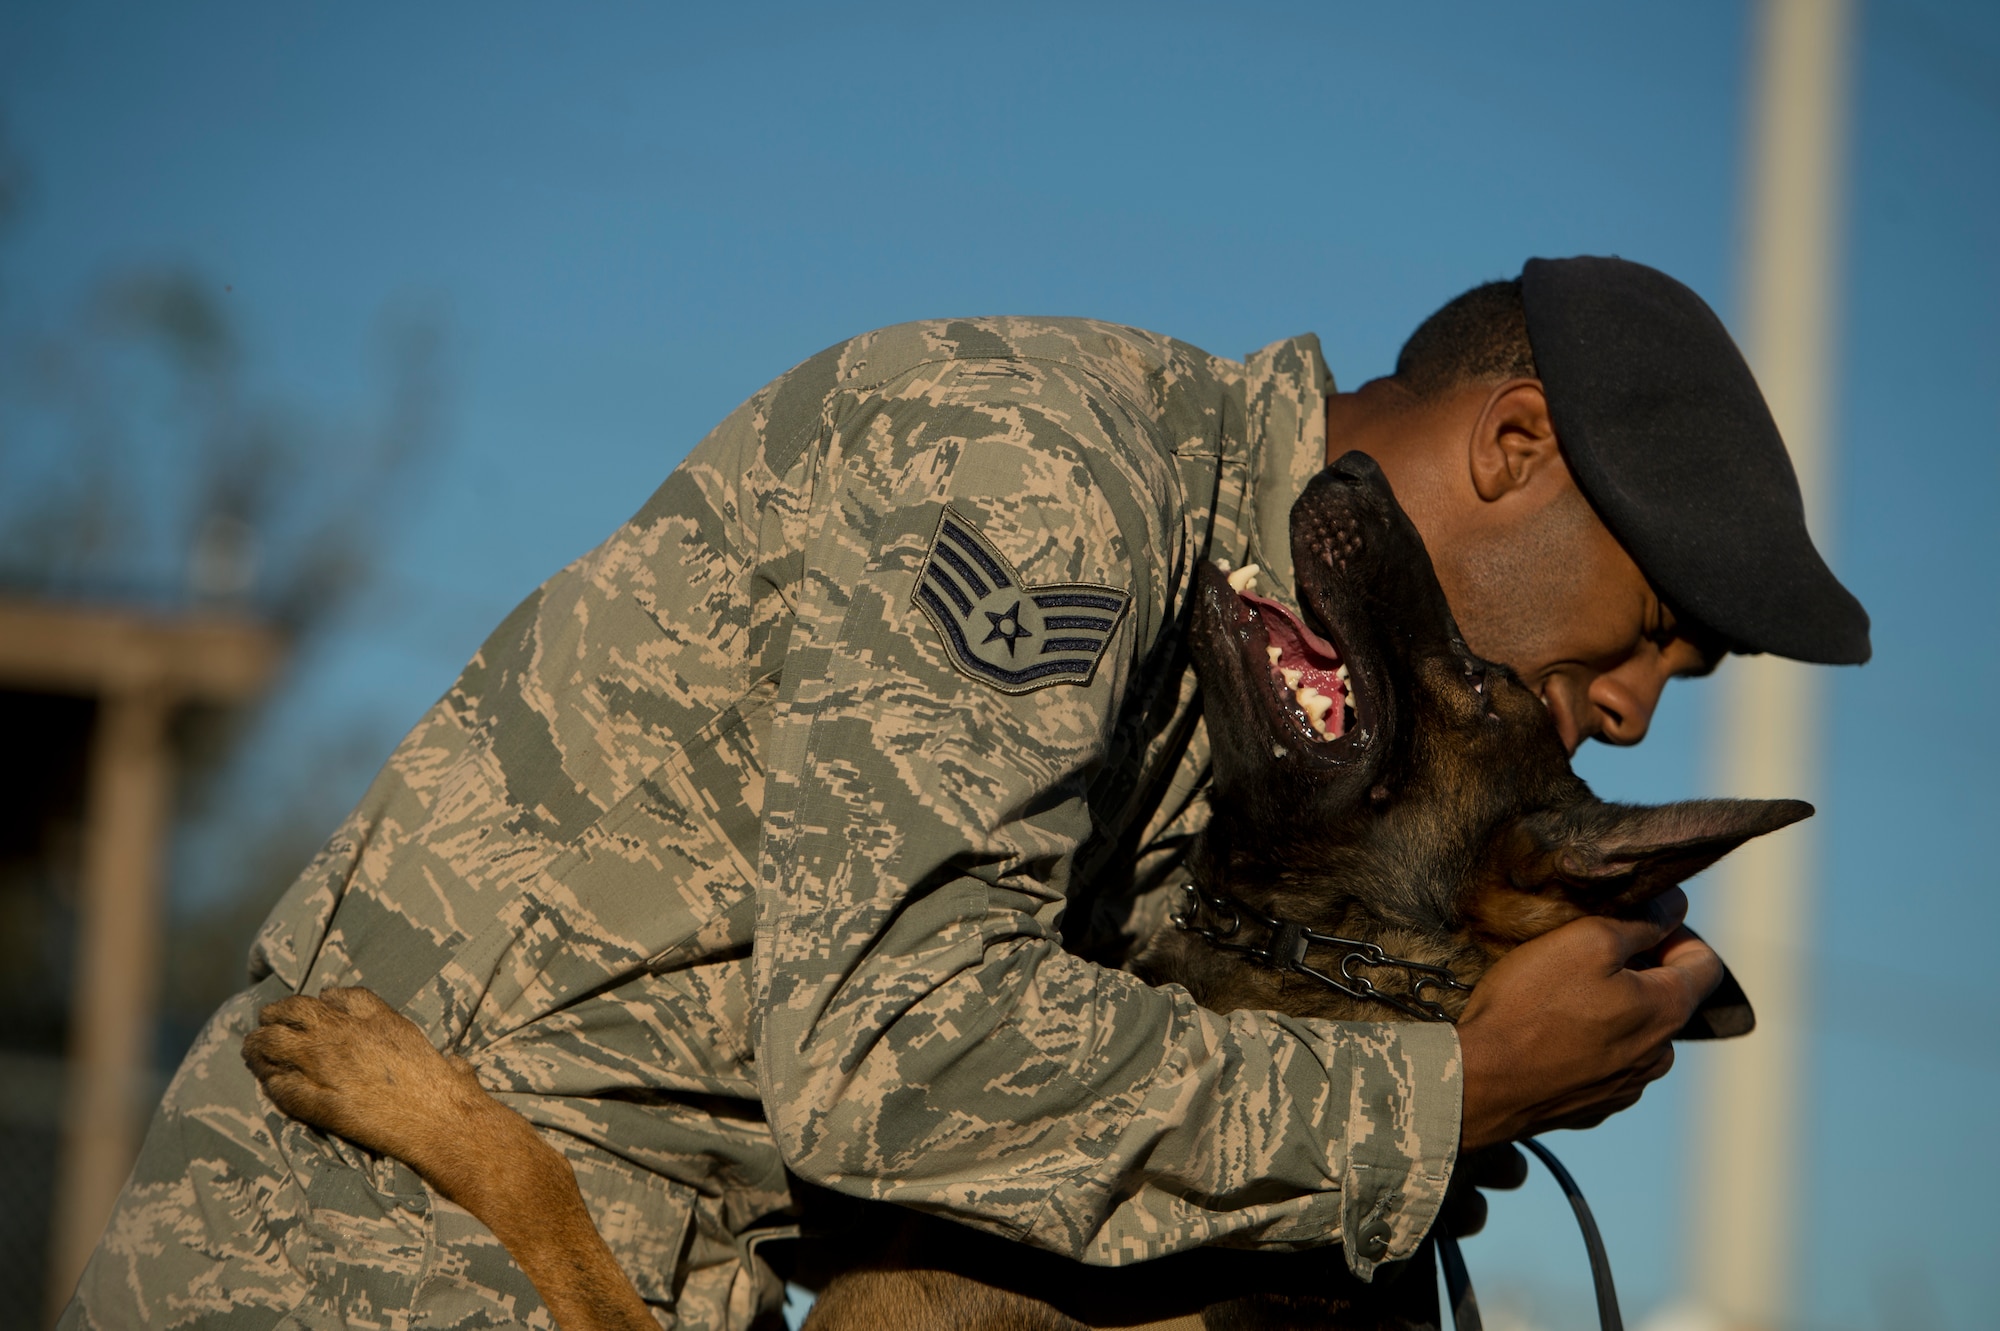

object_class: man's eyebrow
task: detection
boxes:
[1659,602,1727,676]
[1648,599,1675,642]
[1681,625,1729,678]
[1679,649,1724,679]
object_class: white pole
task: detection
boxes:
[1688,1,1854,1327]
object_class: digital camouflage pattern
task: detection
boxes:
[63,318,1462,1330]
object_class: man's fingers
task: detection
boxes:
[1645,887,1691,931]
[1582,892,1690,968]
[1634,929,1725,1023]
[1655,926,1723,978]
[1442,1186,1489,1238]
[1641,1043,1675,1083]
[1545,1075,1652,1132]
[1461,1143,1529,1191]
[1518,1050,1675,1137]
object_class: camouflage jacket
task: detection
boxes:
[250,318,1462,1327]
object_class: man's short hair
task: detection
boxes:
[1393,279,1538,398]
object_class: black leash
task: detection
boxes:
[1437,1227,1484,1331]
[1520,1138,1623,1331]
[1436,1138,1624,1331]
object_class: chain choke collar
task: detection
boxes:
[1171,880,1471,1022]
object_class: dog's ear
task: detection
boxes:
[1508,798,1814,909]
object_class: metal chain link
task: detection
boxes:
[1171,880,1471,1022]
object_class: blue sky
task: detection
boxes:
[1,3,1994,1328]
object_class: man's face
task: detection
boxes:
[1325,377,1716,754]
[1442,489,1715,753]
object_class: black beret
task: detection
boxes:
[1521,255,1870,665]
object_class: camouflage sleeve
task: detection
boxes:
[752,357,1461,1279]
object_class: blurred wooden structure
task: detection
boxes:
[0,599,282,1315]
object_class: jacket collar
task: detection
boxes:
[1241,333,1333,611]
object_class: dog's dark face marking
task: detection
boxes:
[1153,451,1810,1026]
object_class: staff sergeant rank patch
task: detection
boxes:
[913,505,1132,694]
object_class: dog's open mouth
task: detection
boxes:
[1220,563,1357,743]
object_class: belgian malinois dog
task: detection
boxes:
[243,452,1805,1331]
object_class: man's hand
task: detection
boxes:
[1440,1143,1530,1237]
[1456,888,1723,1151]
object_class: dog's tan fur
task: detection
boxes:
[244,987,660,1331]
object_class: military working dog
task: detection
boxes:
[242,453,1805,1330]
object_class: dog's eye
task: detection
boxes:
[1462,666,1507,723]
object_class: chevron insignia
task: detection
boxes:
[912,506,1132,695]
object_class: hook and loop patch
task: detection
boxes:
[912,505,1131,695]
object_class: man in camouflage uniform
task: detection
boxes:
[65,260,1863,1328]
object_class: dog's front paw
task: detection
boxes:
[242,986,479,1162]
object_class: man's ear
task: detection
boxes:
[1467,379,1560,502]
[1506,797,1815,910]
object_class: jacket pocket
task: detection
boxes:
[443,673,778,1049]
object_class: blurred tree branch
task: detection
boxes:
[0,116,449,1057]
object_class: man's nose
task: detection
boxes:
[1585,666,1665,746]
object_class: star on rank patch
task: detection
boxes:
[913,506,1132,694]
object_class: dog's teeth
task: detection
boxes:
[1296,686,1334,737]
[1226,563,1262,594]
[1266,645,1283,666]
[1335,663,1350,684]
[1272,744,1287,758]
[1279,667,1302,689]
[1216,559,1232,573]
